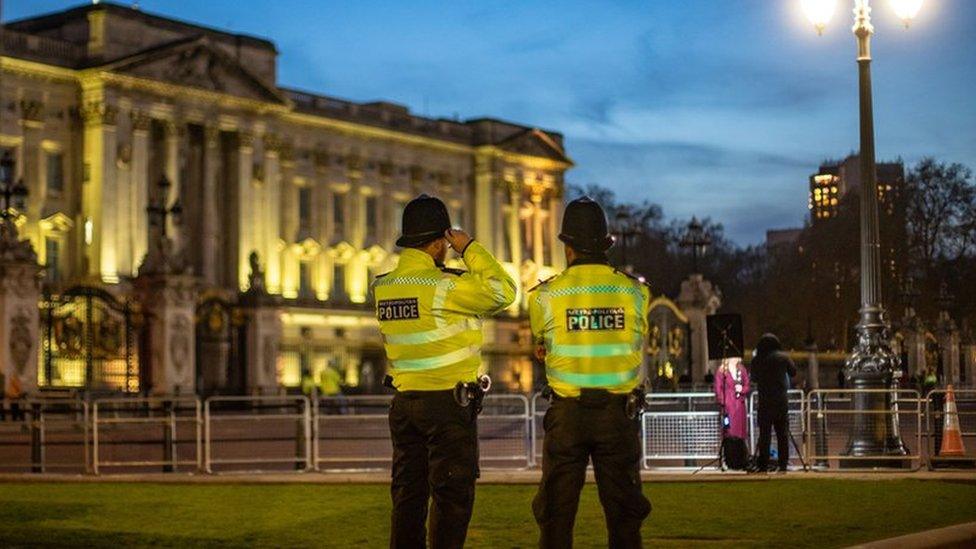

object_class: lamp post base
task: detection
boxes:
[840,369,909,469]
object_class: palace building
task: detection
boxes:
[0,2,572,395]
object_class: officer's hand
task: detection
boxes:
[445,229,473,253]
[534,344,546,361]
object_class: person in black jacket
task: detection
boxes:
[750,333,797,472]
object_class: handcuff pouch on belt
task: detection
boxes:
[625,387,648,420]
[454,375,491,414]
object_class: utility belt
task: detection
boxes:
[543,385,648,420]
[383,374,491,414]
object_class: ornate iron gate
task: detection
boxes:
[41,286,140,393]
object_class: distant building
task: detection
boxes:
[808,154,905,222]
[0,2,572,394]
[765,228,803,252]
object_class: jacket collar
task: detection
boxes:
[398,248,440,270]
[569,256,610,268]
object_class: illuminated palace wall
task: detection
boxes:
[0,3,571,393]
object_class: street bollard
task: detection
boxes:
[163,401,174,472]
[30,402,42,473]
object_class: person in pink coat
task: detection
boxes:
[713,357,750,440]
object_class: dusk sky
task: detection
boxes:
[7,0,975,244]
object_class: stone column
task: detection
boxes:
[164,120,182,251]
[201,126,220,284]
[508,182,522,267]
[236,131,255,291]
[549,190,565,270]
[473,154,494,253]
[676,274,722,382]
[130,111,151,274]
[135,273,198,395]
[19,100,44,248]
[0,228,41,395]
[240,257,282,395]
[262,134,282,294]
[81,101,119,282]
[937,313,961,385]
[532,199,544,267]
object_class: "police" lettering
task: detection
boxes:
[378,298,420,321]
[566,307,626,331]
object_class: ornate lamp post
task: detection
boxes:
[147,175,182,240]
[679,217,711,274]
[611,208,640,270]
[801,0,924,465]
[0,152,29,219]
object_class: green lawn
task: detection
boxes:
[0,480,973,547]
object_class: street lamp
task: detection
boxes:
[802,0,923,466]
[612,208,640,270]
[679,217,711,274]
[0,151,29,219]
[147,175,182,239]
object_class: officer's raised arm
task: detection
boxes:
[444,228,517,315]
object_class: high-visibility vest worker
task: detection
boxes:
[529,196,652,549]
[529,203,649,399]
[374,193,516,549]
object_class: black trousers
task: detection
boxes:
[757,402,790,470]
[533,394,651,549]
[389,390,478,549]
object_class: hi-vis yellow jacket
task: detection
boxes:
[373,241,517,391]
[529,261,650,398]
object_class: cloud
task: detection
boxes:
[566,138,812,244]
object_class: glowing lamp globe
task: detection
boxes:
[801,0,838,34]
[889,0,923,26]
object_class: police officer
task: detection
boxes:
[529,196,652,549]
[374,194,516,549]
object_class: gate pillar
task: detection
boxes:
[136,273,198,395]
[239,252,282,395]
[0,218,41,394]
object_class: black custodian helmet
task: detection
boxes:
[396,194,452,248]
[558,196,614,254]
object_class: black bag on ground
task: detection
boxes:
[722,437,749,470]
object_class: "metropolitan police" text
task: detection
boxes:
[377,298,420,321]
[565,307,625,331]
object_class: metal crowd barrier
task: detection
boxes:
[925,388,976,468]
[642,392,721,469]
[1,388,970,475]
[748,389,807,468]
[530,392,548,467]
[92,397,201,474]
[204,395,311,473]
[479,394,532,469]
[313,393,533,471]
[314,395,392,471]
[0,398,89,473]
[805,389,924,471]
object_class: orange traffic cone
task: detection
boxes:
[939,385,966,457]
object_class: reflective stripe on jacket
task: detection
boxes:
[529,263,650,398]
[373,241,517,391]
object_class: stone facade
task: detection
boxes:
[1,3,571,394]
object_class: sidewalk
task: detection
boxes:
[0,469,972,484]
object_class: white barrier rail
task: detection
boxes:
[925,388,976,468]
[92,397,201,474]
[805,389,923,471]
[0,399,89,473]
[313,393,533,471]
[748,389,806,467]
[204,395,311,473]
[641,392,720,469]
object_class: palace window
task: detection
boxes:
[298,260,313,298]
[365,195,378,239]
[44,238,61,283]
[46,151,64,194]
[332,192,345,238]
[332,262,346,301]
[298,186,312,230]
